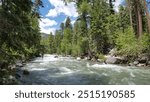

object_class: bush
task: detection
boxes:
[96,53,106,61]
[139,33,150,53]
[115,27,150,57]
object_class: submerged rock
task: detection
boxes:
[15,73,21,79]
[23,69,30,75]
[54,55,58,58]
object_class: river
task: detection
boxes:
[18,54,150,85]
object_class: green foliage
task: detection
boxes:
[0,0,42,84]
[55,30,62,54]
[115,27,150,57]
[89,0,110,54]
[96,53,106,61]
[139,33,150,52]
[46,0,150,61]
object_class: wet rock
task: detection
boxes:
[106,57,124,64]
[77,57,81,60]
[146,61,150,67]
[23,69,30,75]
[16,63,23,67]
[22,62,26,66]
[15,73,21,79]
[133,61,139,66]
[87,56,91,60]
[66,55,71,57]
[109,48,117,57]
[137,64,146,67]
[80,56,84,59]
[8,65,16,69]
[84,57,88,60]
[97,59,103,63]
[54,55,58,58]
[128,63,134,66]
[138,57,147,63]
[138,54,149,63]
[91,57,97,62]
[0,61,8,69]
[9,75,16,80]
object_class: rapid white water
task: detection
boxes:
[18,55,150,85]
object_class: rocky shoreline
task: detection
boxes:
[0,58,34,84]
[76,49,150,68]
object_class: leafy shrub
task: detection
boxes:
[115,27,150,57]
[96,53,106,61]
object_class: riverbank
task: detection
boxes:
[75,49,150,68]
[0,55,41,85]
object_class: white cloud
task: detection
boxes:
[46,0,78,17]
[40,27,56,34]
[71,20,76,25]
[39,18,57,27]
[39,18,57,34]
[114,0,122,12]
[46,9,58,17]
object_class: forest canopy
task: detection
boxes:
[41,0,150,59]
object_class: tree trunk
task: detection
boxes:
[136,0,143,38]
[127,0,133,27]
[143,0,150,33]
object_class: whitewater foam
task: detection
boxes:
[59,67,73,74]
[30,68,46,71]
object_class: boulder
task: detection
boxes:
[84,57,88,60]
[137,64,146,67]
[147,61,150,65]
[128,63,134,66]
[138,54,149,63]
[23,69,30,75]
[22,62,26,66]
[16,63,23,67]
[87,56,91,60]
[0,61,8,69]
[133,61,139,66]
[97,59,104,63]
[109,48,117,57]
[9,75,16,80]
[91,57,97,62]
[106,56,124,64]
[8,64,16,69]
[54,55,58,58]
[15,73,21,79]
[76,57,81,60]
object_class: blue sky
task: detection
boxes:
[39,0,122,34]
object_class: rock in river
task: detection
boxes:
[106,56,125,64]
[23,69,30,75]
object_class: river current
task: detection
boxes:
[18,54,150,85]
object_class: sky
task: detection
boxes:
[39,0,123,34]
